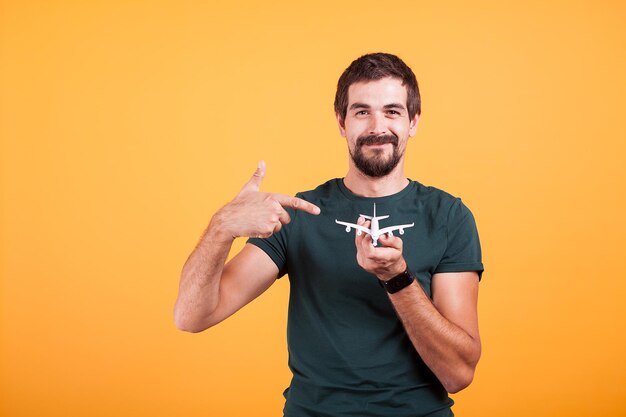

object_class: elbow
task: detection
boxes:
[173,308,211,333]
[444,372,474,394]
[443,366,476,394]
[175,320,207,333]
[445,341,481,393]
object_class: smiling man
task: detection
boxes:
[174,53,484,417]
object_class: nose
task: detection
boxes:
[368,112,387,136]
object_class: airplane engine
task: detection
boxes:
[399,229,404,235]
[345,226,351,232]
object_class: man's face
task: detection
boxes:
[337,77,418,177]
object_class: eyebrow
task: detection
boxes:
[349,102,371,110]
[349,102,407,111]
[383,103,407,111]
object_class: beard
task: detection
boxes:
[350,134,402,178]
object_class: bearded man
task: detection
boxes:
[174,53,484,417]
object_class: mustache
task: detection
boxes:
[357,134,399,147]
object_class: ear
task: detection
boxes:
[336,112,346,137]
[409,113,419,137]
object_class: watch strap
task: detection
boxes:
[380,268,415,294]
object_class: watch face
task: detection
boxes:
[384,270,414,294]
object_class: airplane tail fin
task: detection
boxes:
[361,204,389,220]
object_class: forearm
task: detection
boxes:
[174,214,234,332]
[388,281,481,393]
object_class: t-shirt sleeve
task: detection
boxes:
[434,198,484,280]
[246,207,294,279]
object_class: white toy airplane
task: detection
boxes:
[335,204,415,246]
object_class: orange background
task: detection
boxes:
[1,1,625,416]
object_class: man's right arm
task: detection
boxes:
[173,161,320,333]
[173,229,279,332]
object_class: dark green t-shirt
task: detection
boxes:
[248,179,484,417]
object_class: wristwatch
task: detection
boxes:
[379,268,415,294]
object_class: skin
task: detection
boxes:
[174,77,481,393]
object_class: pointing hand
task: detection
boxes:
[213,161,321,240]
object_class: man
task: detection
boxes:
[174,53,484,417]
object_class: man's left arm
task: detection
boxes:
[387,269,480,394]
[355,218,481,394]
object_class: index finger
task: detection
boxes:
[355,217,371,246]
[378,233,403,250]
[271,194,321,215]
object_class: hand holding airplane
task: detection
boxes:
[335,204,414,246]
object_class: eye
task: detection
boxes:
[386,110,400,115]
[356,110,369,116]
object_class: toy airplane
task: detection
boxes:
[335,204,415,246]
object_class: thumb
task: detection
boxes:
[239,160,266,194]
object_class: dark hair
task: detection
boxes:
[334,53,421,122]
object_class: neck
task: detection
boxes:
[343,161,409,197]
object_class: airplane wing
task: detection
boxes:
[335,220,371,235]
[378,223,415,236]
